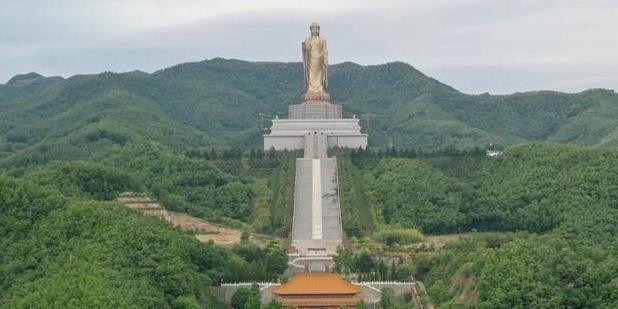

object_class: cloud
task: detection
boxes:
[1,0,617,94]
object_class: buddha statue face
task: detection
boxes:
[310,23,320,36]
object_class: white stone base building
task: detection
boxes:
[263,102,367,151]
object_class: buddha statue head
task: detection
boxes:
[310,22,320,36]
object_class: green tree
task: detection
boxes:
[230,284,261,309]
[172,296,200,309]
[357,252,375,274]
[380,288,396,309]
[264,300,284,309]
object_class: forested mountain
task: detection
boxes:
[1,58,617,166]
[2,58,618,308]
[338,143,618,235]
[0,174,288,308]
[335,144,618,307]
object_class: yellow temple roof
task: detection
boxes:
[274,273,361,295]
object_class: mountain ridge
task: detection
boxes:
[1,58,617,165]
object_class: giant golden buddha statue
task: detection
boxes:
[302,22,331,103]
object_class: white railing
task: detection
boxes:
[221,280,414,286]
[290,158,301,244]
[352,281,415,284]
[220,281,279,287]
[333,158,344,239]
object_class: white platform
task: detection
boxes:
[263,119,367,151]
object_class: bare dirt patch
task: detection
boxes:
[117,192,276,246]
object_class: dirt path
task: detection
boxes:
[117,192,275,246]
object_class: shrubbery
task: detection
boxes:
[375,228,423,245]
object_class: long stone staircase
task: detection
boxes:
[291,159,313,242]
[289,132,343,267]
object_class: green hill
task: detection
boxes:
[339,143,618,235]
[0,175,287,308]
[335,144,618,308]
[1,58,617,165]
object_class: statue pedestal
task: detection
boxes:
[289,102,342,119]
[302,92,331,103]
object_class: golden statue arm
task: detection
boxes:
[323,40,328,90]
[302,41,308,90]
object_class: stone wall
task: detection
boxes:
[355,282,417,307]
[264,135,305,151]
[216,281,418,308]
[327,135,368,149]
[215,282,277,304]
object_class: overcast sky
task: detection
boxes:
[1,0,617,94]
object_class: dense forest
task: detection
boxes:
[337,144,618,235]
[335,144,618,308]
[0,175,288,308]
[0,138,295,307]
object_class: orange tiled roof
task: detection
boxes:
[274,273,361,295]
[277,296,362,307]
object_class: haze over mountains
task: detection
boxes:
[1,58,617,166]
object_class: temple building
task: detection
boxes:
[273,273,362,308]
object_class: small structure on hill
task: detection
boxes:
[273,273,362,308]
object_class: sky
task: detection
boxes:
[1,0,617,94]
